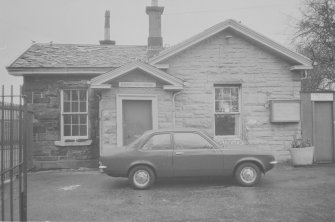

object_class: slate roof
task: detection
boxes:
[8,43,148,68]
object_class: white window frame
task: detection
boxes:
[60,89,89,141]
[214,85,241,137]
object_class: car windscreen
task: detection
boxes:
[126,132,150,149]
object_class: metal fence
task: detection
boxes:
[0,85,31,221]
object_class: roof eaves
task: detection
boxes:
[6,44,36,68]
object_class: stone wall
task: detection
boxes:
[24,75,100,169]
[164,30,301,161]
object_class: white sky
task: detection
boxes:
[0,0,304,93]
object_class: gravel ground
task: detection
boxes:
[27,164,335,222]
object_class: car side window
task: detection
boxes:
[174,133,213,150]
[142,133,172,150]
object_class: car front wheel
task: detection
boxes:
[235,162,261,187]
[129,166,155,190]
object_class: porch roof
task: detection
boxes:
[90,61,185,90]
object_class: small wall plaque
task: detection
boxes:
[119,82,156,88]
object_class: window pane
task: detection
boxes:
[63,90,70,101]
[174,133,212,149]
[231,88,238,98]
[80,102,87,112]
[215,88,223,100]
[72,125,79,136]
[64,115,71,124]
[79,115,87,124]
[72,115,79,124]
[64,102,70,112]
[72,90,79,101]
[215,114,239,136]
[142,134,171,150]
[64,125,71,136]
[216,101,232,113]
[232,100,239,112]
[223,88,231,100]
[80,125,87,136]
[72,102,79,112]
[79,90,87,101]
[215,87,240,113]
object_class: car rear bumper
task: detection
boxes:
[99,161,107,173]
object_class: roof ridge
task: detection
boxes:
[150,19,312,66]
[32,43,147,47]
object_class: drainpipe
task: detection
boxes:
[172,91,182,128]
[95,92,102,155]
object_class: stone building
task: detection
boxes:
[6,1,312,169]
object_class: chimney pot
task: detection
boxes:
[100,10,115,45]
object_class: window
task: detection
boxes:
[61,89,88,140]
[142,134,171,150]
[174,133,213,149]
[214,86,241,136]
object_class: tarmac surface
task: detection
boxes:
[27,164,335,222]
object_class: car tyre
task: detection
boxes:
[235,162,261,187]
[129,166,155,190]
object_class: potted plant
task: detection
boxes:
[289,136,314,166]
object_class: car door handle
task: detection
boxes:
[175,151,184,155]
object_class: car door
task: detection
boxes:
[172,132,224,177]
[139,133,174,177]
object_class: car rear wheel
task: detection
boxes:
[129,166,155,190]
[235,162,261,187]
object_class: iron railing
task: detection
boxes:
[0,85,29,221]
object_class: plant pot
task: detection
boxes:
[289,146,314,166]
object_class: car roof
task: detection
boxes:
[145,128,207,134]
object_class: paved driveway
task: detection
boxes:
[28,164,335,222]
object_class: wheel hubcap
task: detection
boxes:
[240,167,257,184]
[134,170,150,187]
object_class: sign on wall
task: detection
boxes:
[311,93,333,101]
[270,100,300,123]
[119,82,156,88]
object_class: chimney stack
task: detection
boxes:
[99,10,115,45]
[146,0,164,56]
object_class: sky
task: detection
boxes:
[0,0,304,94]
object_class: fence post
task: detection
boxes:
[21,86,28,221]
[1,85,5,221]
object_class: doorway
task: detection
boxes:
[116,94,158,147]
[122,100,152,145]
[314,101,334,162]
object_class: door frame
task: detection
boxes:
[116,94,158,147]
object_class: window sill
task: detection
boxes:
[54,139,92,147]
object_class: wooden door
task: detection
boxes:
[314,102,334,162]
[122,100,152,145]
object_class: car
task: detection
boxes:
[99,128,277,189]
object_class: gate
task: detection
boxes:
[0,85,32,221]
